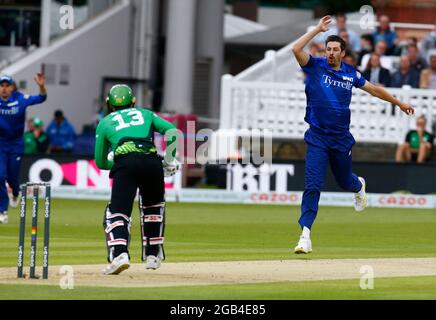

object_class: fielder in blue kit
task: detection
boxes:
[292,16,415,253]
[0,74,47,224]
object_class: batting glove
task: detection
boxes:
[162,158,181,177]
[107,151,114,161]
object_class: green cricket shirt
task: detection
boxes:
[94,108,177,170]
[406,130,434,149]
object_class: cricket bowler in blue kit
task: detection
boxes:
[292,16,415,253]
[0,74,47,224]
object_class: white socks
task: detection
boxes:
[302,226,311,239]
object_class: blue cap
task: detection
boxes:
[0,75,13,85]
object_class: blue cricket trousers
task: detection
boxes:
[299,137,362,230]
[0,139,24,212]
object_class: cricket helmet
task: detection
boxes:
[107,84,136,108]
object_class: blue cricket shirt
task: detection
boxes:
[301,56,366,151]
[0,91,47,142]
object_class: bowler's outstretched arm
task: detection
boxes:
[360,81,415,115]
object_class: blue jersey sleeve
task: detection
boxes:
[353,70,366,88]
[24,94,47,107]
[301,55,323,74]
[16,92,47,108]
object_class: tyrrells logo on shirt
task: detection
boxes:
[322,75,353,90]
[0,107,19,115]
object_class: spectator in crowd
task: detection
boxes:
[396,115,434,163]
[374,40,388,56]
[309,42,323,57]
[372,15,398,55]
[317,46,326,56]
[391,56,420,88]
[406,44,428,74]
[344,52,358,69]
[47,110,76,154]
[316,13,361,52]
[433,118,436,138]
[358,34,374,65]
[407,36,418,46]
[23,118,50,154]
[338,28,359,67]
[360,40,394,71]
[398,36,418,56]
[421,23,436,60]
[420,52,436,89]
[26,117,35,133]
[362,53,391,87]
[339,29,353,53]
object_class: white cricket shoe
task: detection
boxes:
[294,236,312,254]
[0,212,8,224]
[102,253,130,275]
[145,255,161,270]
[9,195,19,208]
[354,177,367,212]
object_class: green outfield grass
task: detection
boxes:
[1,276,436,300]
[1,200,436,299]
[1,200,436,267]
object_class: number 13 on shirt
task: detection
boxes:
[112,110,145,131]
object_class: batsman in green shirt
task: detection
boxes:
[95,84,180,275]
